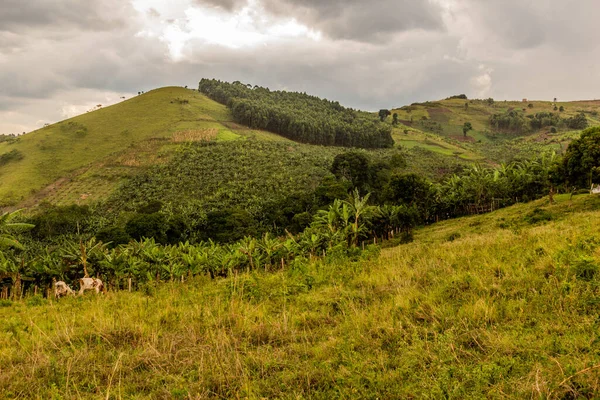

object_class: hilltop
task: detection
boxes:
[0,86,455,209]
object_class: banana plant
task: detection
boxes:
[0,210,34,250]
[344,189,375,247]
[238,236,259,270]
[260,232,283,270]
[60,237,108,278]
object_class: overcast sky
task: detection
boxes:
[1,0,599,133]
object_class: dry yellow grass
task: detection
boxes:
[172,129,218,143]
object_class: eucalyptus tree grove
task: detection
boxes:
[199,79,394,148]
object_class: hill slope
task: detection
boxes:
[389,97,600,162]
[2,194,600,398]
[0,87,267,207]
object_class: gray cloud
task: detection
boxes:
[456,0,599,51]
[0,0,135,34]
[194,0,249,11]
[190,0,445,41]
[263,0,445,42]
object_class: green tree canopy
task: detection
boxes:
[378,109,392,122]
[463,121,473,136]
[560,127,600,188]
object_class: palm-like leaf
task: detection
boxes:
[0,210,34,250]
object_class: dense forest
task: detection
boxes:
[198,79,394,148]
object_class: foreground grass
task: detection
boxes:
[2,196,600,398]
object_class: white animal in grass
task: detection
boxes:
[52,278,75,299]
[78,277,105,295]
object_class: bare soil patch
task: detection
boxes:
[450,135,476,143]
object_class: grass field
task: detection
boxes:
[392,129,483,161]
[2,194,600,398]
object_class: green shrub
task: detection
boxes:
[26,295,44,307]
[572,258,598,282]
[399,231,414,244]
[446,232,462,242]
[28,204,92,238]
[524,208,553,224]
[0,149,24,166]
[125,213,168,243]
[95,226,131,248]
[0,300,12,307]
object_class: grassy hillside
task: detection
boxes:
[389,97,600,162]
[0,87,271,207]
[2,194,600,398]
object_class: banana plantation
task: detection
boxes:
[0,191,415,299]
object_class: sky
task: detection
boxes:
[1,0,599,134]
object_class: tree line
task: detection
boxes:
[198,79,394,148]
[490,110,588,134]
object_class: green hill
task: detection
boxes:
[0,87,286,207]
[388,97,600,162]
[0,86,464,209]
[2,193,600,398]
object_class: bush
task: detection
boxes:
[550,127,557,133]
[96,226,131,248]
[125,213,168,243]
[524,208,553,224]
[566,113,588,130]
[446,232,462,242]
[0,149,24,166]
[572,258,598,281]
[26,295,44,307]
[447,94,468,100]
[28,204,92,239]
